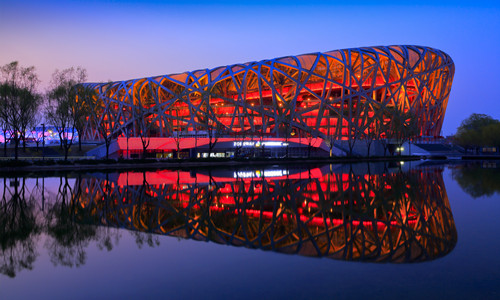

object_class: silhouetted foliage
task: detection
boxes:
[454,113,500,153]
[452,164,500,198]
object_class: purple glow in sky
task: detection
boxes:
[1,0,499,135]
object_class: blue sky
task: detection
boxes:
[1,0,499,135]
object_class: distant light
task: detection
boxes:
[233,169,289,178]
[262,141,283,147]
[234,141,287,147]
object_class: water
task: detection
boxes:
[1,161,499,299]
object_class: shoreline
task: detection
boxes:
[1,155,495,174]
[0,155,427,174]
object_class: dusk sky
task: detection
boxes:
[1,0,499,135]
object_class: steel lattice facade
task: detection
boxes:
[81,45,454,154]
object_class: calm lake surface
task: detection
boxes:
[1,161,499,299]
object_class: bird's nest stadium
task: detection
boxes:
[81,45,454,159]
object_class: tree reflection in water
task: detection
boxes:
[0,175,125,277]
[44,175,97,267]
[0,177,40,277]
[452,162,500,198]
[0,163,458,277]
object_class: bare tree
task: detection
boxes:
[0,62,41,160]
[88,83,121,159]
[46,67,87,160]
[383,106,418,156]
[207,120,222,159]
[167,104,182,159]
[365,109,383,157]
[73,85,93,152]
[306,131,315,158]
[133,95,154,159]
[0,114,9,156]
[27,125,43,151]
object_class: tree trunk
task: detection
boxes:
[105,138,110,159]
[176,139,180,159]
[78,130,82,151]
[14,134,19,160]
[141,137,149,159]
[329,138,335,158]
[59,132,64,150]
[348,141,354,157]
[3,129,6,157]
[64,145,69,160]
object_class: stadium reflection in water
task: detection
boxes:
[74,164,456,263]
[0,164,457,278]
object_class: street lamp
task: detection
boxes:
[41,123,45,160]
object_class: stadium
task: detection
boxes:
[82,45,454,159]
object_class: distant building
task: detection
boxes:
[81,45,454,158]
[0,126,77,145]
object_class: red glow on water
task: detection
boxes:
[117,167,326,186]
[210,207,418,229]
